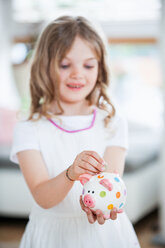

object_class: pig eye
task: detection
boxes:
[92,191,95,194]
[88,190,90,193]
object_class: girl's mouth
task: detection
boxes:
[66,84,84,90]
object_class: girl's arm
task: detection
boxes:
[17,150,104,209]
[103,146,126,177]
[17,150,74,209]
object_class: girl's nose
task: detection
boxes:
[70,66,83,79]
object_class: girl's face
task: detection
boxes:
[58,36,99,105]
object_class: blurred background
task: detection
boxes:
[0,0,165,247]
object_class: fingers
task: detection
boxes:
[72,151,105,179]
[78,165,97,176]
[79,196,96,224]
[86,209,97,224]
[80,161,99,173]
[80,195,87,211]
[95,208,123,223]
[103,208,124,221]
[117,209,123,214]
[110,208,117,220]
[85,151,105,165]
[80,196,121,225]
[80,151,105,173]
[95,210,105,225]
[82,154,105,172]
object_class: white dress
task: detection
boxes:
[10,108,140,248]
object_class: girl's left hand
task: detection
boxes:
[79,196,121,224]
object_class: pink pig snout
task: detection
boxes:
[84,194,95,208]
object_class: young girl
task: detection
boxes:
[10,16,140,248]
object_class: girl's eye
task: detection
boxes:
[84,65,94,69]
[60,64,70,69]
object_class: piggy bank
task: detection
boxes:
[79,172,127,217]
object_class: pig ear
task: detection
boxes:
[99,179,113,191]
[79,174,92,185]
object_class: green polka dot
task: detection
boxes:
[100,191,106,197]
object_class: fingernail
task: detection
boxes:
[103,214,109,220]
[96,210,101,216]
[103,162,108,169]
[113,208,117,213]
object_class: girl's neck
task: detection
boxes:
[49,100,95,116]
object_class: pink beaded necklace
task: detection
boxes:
[48,109,96,133]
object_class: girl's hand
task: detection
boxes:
[80,196,123,224]
[103,208,123,220]
[68,151,105,181]
[80,196,105,224]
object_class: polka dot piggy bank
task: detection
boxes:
[79,172,127,217]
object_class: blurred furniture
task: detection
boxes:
[124,121,161,223]
[124,160,160,223]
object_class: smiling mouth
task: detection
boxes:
[66,84,84,89]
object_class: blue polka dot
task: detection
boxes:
[114,177,120,182]
[119,203,123,208]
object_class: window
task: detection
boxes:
[108,41,163,129]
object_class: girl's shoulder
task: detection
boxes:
[96,107,127,126]
[14,119,38,134]
[96,107,128,150]
[10,119,41,164]
[14,113,47,130]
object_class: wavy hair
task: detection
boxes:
[28,15,115,126]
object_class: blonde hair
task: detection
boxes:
[29,15,115,126]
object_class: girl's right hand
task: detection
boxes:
[68,150,105,181]
[80,196,120,225]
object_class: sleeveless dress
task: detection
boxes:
[10,108,140,248]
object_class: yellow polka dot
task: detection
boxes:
[97,175,104,179]
[107,204,114,210]
[116,192,121,198]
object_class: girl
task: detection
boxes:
[10,16,140,248]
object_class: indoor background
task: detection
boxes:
[0,0,165,247]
